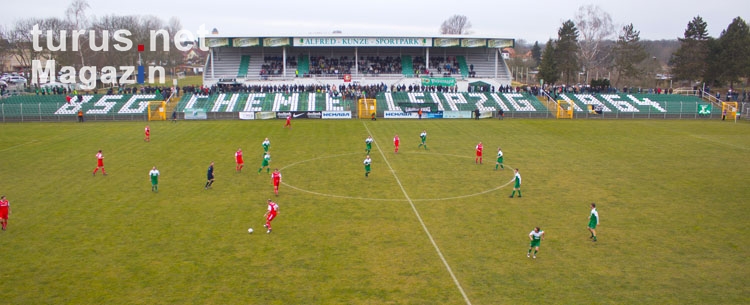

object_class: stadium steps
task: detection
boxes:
[375,92,547,113]
[457,56,469,79]
[297,55,310,76]
[401,56,414,77]
[559,93,707,114]
[237,55,251,78]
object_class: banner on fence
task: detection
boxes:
[322,111,352,119]
[238,112,255,120]
[184,108,207,120]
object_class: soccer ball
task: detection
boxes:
[248,228,254,234]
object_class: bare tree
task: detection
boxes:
[65,0,90,67]
[7,18,47,71]
[574,4,614,83]
[440,15,473,35]
[0,26,10,71]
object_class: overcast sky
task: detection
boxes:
[2,0,748,44]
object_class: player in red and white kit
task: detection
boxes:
[263,199,279,233]
[271,168,282,196]
[0,196,10,231]
[475,142,483,164]
[284,114,292,128]
[93,150,107,176]
[235,148,244,172]
[144,125,150,142]
[393,134,400,153]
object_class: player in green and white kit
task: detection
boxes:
[262,138,271,152]
[528,227,545,258]
[258,152,271,174]
[509,168,522,198]
[149,166,160,192]
[588,203,599,242]
[495,147,504,170]
[365,136,373,154]
[364,155,372,177]
[417,130,428,150]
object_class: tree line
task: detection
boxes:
[0,0,186,82]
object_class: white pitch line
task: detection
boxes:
[0,140,38,152]
[363,122,473,305]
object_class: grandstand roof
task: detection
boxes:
[204,34,514,48]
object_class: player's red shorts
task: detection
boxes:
[0,210,8,219]
[97,160,104,167]
[476,151,482,157]
[394,141,400,146]
[236,157,244,164]
[273,179,280,186]
[266,213,276,221]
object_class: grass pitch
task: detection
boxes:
[0,119,748,304]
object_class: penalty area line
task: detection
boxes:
[363,122,473,305]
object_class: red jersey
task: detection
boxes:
[96,152,104,166]
[271,171,282,184]
[476,143,483,156]
[0,199,8,219]
[267,201,279,216]
[235,150,243,163]
[394,136,400,145]
[144,127,150,136]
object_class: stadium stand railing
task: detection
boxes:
[456,56,469,79]
[401,56,414,77]
[237,55,251,78]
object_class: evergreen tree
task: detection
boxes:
[612,24,648,86]
[714,17,750,87]
[555,20,580,84]
[538,39,559,85]
[531,41,542,66]
[670,16,711,83]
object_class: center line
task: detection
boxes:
[363,122,473,305]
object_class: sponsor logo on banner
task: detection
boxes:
[256,112,276,120]
[322,111,352,119]
[433,38,460,47]
[232,37,260,47]
[276,111,321,119]
[461,38,487,48]
[263,37,290,47]
[487,39,514,48]
[238,112,255,120]
[426,111,444,119]
[384,111,417,119]
[207,38,229,48]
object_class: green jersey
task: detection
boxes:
[529,229,544,247]
[262,140,270,152]
[420,132,427,143]
[589,208,599,229]
[261,154,271,166]
[149,169,160,185]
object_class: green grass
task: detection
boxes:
[0,119,748,304]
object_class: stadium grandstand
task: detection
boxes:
[202,35,515,90]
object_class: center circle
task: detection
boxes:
[280,152,514,201]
